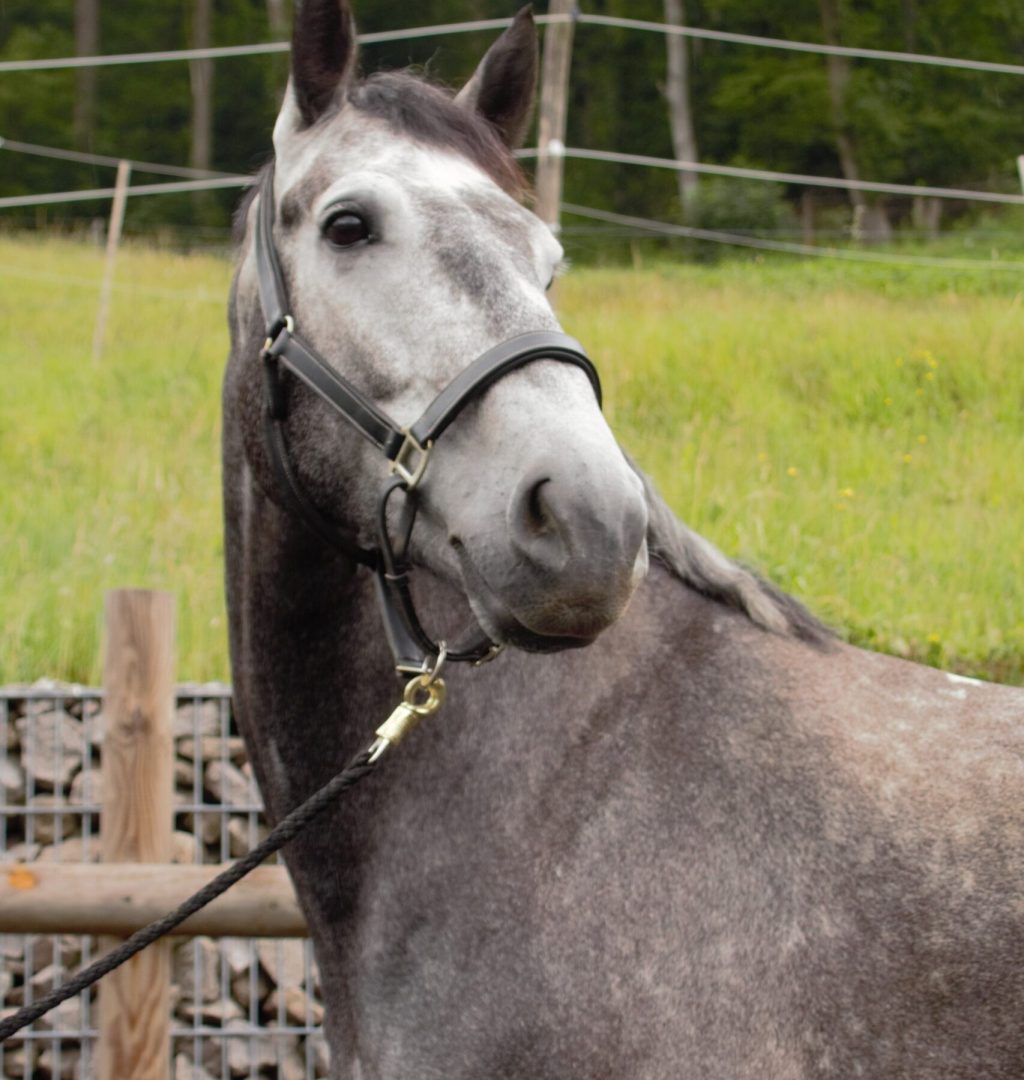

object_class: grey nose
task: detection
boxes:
[507,455,647,580]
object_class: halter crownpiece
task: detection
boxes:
[253,165,603,676]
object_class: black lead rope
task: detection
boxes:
[0,745,379,1044]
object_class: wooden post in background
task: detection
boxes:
[535,1,577,231]
[98,589,175,1080]
[91,159,130,363]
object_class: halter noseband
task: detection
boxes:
[253,165,602,677]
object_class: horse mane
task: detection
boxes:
[636,465,834,646]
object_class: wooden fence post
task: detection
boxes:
[97,589,175,1080]
[91,159,130,363]
[535,1,577,231]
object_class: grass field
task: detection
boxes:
[2,235,1022,685]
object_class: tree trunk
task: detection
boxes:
[189,0,214,174]
[265,0,287,37]
[818,0,865,212]
[800,189,816,245]
[911,195,941,239]
[901,0,917,52]
[818,0,891,241]
[663,0,699,218]
[73,0,99,150]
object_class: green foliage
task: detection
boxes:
[2,237,1023,685]
[685,176,796,236]
[3,1,1024,237]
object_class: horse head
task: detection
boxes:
[229,0,648,658]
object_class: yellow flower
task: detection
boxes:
[840,487,855,498]
[884,397,893,405]
[757,452,768,463]
[787,466,798,477]
[917,434,928,444]
[903,453,913,464]
[927,632,941,644]
[895,357,904,367]
[925,371,935,381]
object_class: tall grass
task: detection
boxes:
[2,237,1022,684]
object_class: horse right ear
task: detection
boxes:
[288,0,358,128]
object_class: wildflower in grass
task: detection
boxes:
[895,357,904,367]
[884,397,893,406]
[927,633,941,644]
[903,453,913,464]
[786,466,798,477]
[918,435,927,444]
[840,487,855,498]
[925,372,935,381]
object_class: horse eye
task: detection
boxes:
[323,212,370,248]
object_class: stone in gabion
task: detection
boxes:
[15,711,84,789]
[205,760,253,808]
[173,702,223,740]
[0,759,25,803]
[173,937,221,1005]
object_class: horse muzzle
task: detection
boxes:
[449,450,649,649]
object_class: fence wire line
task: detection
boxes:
[5,141,1021,212]
[560,202,1024,271]
[0,15,569,73]
[0,262,225,303]
[518,146,1024,206]
[0,174,252,210]
[577,13,1024,77]
[0,137,236,180]
[1,11,1023,76]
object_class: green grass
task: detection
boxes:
[2,236,1023,685]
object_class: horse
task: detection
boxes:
[223,3,1024,1076]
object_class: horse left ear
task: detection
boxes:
[455,6,539,149]
[289,0,358,128]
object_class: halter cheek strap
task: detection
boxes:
[253,164,603,675]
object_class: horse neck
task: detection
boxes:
[222,357,398,820]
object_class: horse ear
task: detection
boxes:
[455,6,539,149]
[289,0,358,128]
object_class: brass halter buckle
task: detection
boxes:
[389,429,433,489]
[367,645,448,762]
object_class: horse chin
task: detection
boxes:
[453,542,610,654]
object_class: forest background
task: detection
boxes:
[3,0,1024,247]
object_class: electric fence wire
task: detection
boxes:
[5,142,1023,211]
[1,11,1023,77]
[560,202,1024,271]
[0,137,237,180]
[517,147,1024,207]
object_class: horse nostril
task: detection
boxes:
[524,477,552,536]
[509,472,568,570]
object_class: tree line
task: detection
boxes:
[2,0,1023,242]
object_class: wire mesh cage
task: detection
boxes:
[0,682,328,1080]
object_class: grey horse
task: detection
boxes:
[223,3,1024,1076]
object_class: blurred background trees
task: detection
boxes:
[2,0,1023,243]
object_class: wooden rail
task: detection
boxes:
[0,863,306,937]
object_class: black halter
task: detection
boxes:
[254,165,602,676]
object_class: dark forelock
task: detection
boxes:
[347,72,527,198]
